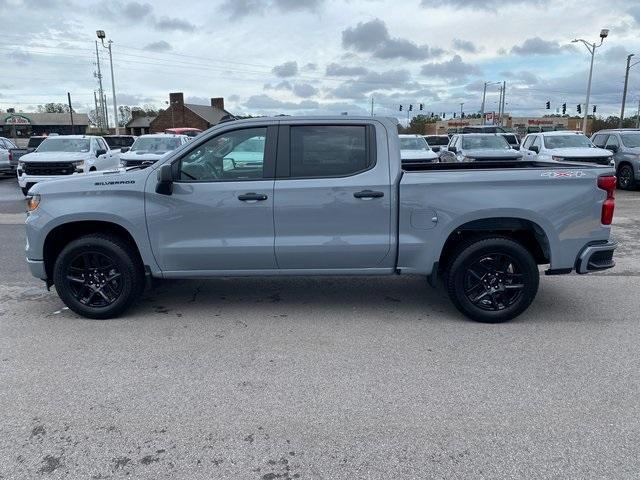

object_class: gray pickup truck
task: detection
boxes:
[24,116,617,323]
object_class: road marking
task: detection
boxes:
[0,213,25,224]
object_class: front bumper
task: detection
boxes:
[575,239,617,274]
[18,174,61,188]
[26,258,46,280]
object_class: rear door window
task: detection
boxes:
[289,125,370,178]
[605,135,619,150]
[592,134,608,148]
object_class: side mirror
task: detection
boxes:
[156,163,173,195]
[448,146,457,153]
[529,145,539,153]
[96,148,107,157]
[120,147,130,153]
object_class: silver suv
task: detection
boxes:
[591,129,640,190]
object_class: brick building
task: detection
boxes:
[149,92,231,133]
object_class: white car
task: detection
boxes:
[520,131,613,166]
[0,136,18,175]
[399,134,439,163]
[422,134,450,154]
[119,133,189,168]
[17,135,120,195]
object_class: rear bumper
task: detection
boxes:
[575,239,617,274]
[26,258,46,280]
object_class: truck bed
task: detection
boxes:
[402,160,609,171]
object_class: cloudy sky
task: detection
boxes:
[1,0,640,123]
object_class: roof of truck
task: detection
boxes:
[537,130,585,136]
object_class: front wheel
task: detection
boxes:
[446,237,539,323]
[53,234,144,319]
[617,164,635,190]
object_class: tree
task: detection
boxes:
[36,103,73,113]
[118,105,132,127]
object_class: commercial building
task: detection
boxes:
[149,93,232,133]
[0,112,90,139]
[428,115,594,136]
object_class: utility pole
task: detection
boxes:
[500,81,506,126]
[572,30,608,134]
[637,98,640,128]
[67,92,74,134]
[94,40,106,131]
[103,94,109,129]
[370,96,374,116]
[93,91,101,129]
[460,102,464,120]
[97,31,119,134]
[480,82,488,118]
[620,54,636,127]
[497,85,503,125]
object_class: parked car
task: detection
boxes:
[7,135,49,168]
[422,135,450,154]
[17,135,120,195]
[440,133,523,162]
[119,134,190,168]
[25,116,617,324]
[0,137,18,175]
[164,127,202,137]
[499,132,521,150]
[591,129,640,190]
[462,125,509,133]
[520,131,613,166]
[103,135,136,153]
[399,134,439,163]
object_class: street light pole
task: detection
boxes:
[572,29,609,135]
[620,54,637,128]
[97,30,119,134]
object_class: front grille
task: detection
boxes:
[23,162,75,176]
[564,157,611,166]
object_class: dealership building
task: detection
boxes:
[428,115,593,136]
[0,112,90,139]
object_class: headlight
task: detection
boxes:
[71,160,85,173]
[552,156,563,161]
[26,194,40,212]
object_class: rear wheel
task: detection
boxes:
[446,236,539,323]
[53,234,144,319]
[617,164,635,190]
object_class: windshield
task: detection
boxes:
[543,135,592,149]
[105,136,135,148]
[36,138,90,153]
[130,137,181,153]
[461,136,510,150]
[400,137,429,150]
[620,133,640,148]
[424,136,449,146]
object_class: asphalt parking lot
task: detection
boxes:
[0,176,639,479]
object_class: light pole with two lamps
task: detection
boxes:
[572,28,609,134]
[96,30,119,134]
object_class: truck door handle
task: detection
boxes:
[238,192,268,202]
[354,190,384,199]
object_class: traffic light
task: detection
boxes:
[593,105,597,114]
[562,103,566,114]
[442,112,446,118]
[409,104,413,111]
[430,112,434,118]
[419,103,424,110]
[461,112,465,119]
[546,101,550,109]
[577,104,581,114]
[453,112,456,118]
[399,105,403,111]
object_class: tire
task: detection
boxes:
[445,236,539,323]
[617,164,635,190]
[53,234,144,319]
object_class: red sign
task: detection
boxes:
[447,121,470,127]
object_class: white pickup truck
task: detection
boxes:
[17,135,120,195]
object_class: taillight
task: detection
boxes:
[598,175,616,225]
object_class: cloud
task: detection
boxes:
[510,37,576,55]
[501,70,539,85]
[155,17,195,32]
[272,61,298,77]
[222,0,323,19]
[342,18,442,60]
[420,55,481,81]
[264,80,293,91]
[143,40,172,52]
[302,62,317,71]
[452,38,478,53]
[245,94,319,110]
[421,0,549,9]
[117,93,156,105]
[292,83,318,98]
[7,49,32,65]
[326,63,369,76]
[329,69,412,100]
[119,1,154,18]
